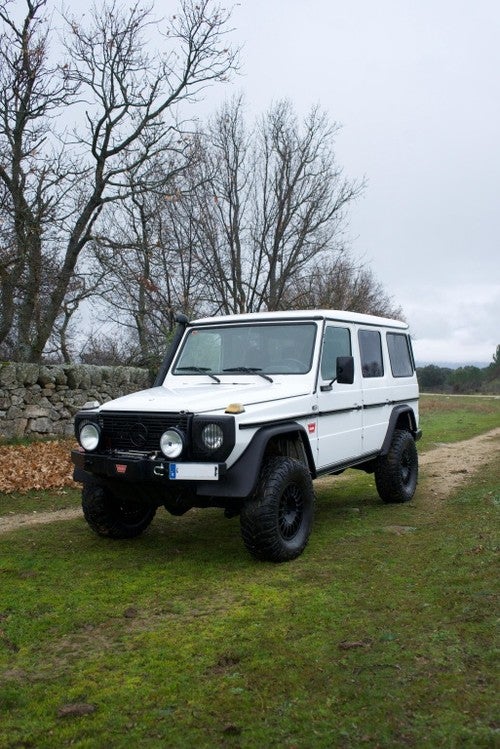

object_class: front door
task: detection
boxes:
[316,324,363,470]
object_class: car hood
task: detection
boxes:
[98,379,310,415]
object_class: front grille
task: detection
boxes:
[99,412,190,452]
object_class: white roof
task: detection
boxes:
[191,309,408,330]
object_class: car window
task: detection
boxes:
[358,330,384,378]
[173,322,318,375]
[387,333,414,377]
[320,326,351,380]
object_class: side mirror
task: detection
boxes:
[336,356,354,385]
[320,355,355,390]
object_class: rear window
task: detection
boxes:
[387,333,414,377]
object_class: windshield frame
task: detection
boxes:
[171,321,319,377]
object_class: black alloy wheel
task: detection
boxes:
[240,456,315,562]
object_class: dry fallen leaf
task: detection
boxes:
[338,640,372,650]
[0,440,77,493]
[57,703,96,718]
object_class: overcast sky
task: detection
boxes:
[209,0,499,364]
[69,0,498,364]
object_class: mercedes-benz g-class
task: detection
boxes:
[72,310,421,562]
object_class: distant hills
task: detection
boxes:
[416,361,489,370]
[415,359,499,395]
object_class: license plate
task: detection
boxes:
[168,463,220,481]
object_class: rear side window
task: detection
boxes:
[358,330,384,378]
[387,333,414,377]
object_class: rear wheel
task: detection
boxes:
[375,429,418,503]
[240,456,315,562]
[82,483,156,539]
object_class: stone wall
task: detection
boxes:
[0,363,152,440]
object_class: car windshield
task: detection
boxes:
[172,322,318,376]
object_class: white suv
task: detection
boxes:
[72,310,421,562]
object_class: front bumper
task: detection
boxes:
[71,449,226,484]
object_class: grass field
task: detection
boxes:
[0,395,499,748]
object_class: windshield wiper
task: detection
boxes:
[223,366,273,383]
[176,366,220,383]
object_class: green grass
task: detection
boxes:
[0,487,80,516]
[419,393,500,449]
[0,395,499,747]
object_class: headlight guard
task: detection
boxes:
[192,415,235,461]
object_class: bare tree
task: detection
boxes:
[92,97,372,362]
[91,97,400,361]
[251,101,361,311]
[288,255,404,319]
[43,265,111,363]
[183,97,363,314]
[0,0,236,361]
[189,95,252,314]
[90,141,214,365]
[0,0,77,359]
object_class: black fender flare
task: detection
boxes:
[196,421,315,498]
[380,405,421,456]
[73,465,94,484]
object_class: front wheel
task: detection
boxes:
[82,483,156,539]
[375,429,418,503]
[240,456,315,562]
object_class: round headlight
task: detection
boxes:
[79,423,101,451]
[160,429,184,459]
[201,423,224,451]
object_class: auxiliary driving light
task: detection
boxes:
[79,423,101,451]
[160,429,184,459]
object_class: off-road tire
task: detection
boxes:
[375,429,418,503]
[82,483,156,539]
[240,456,315,562]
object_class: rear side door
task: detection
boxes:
[316,323,363,470]
[357,328,390,452]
